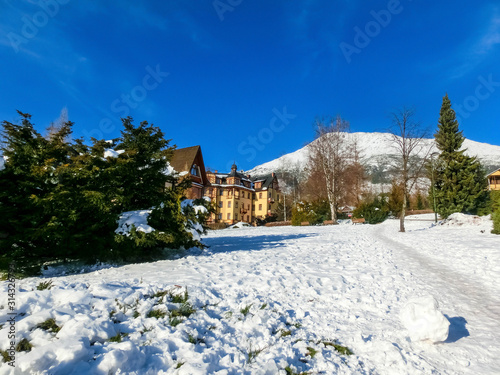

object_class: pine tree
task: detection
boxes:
[433,94,489,218]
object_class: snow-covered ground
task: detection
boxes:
[1,215,499,374]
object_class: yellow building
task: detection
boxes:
[205,164,281,225]
[487,168,500,190]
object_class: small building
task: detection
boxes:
[169,145,209,199]
[487,168,500,191]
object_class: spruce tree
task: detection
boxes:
[433,94,489,218]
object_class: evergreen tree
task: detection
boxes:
[433,95,489,218]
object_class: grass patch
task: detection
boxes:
[36,280,53,291]
[169,302,196,318]
[109,332,128,343]
[240,304,253,317]
[284,366,309,375]
[170,288,189,304]
[224,311,233,319]
[175,361,185,369]
[140,325,153,334]
[187,333,205,345]
[322,341,353,356]
[133,310,140,319]
[169,317,183,327]
[246,344,267,364]
[36,318,61,333]
[0,350,11,363]
[279,329,292,337]
[260,303,267,310]
[16,338,33,352]
[306,346,318,358]
[147,308,167,319]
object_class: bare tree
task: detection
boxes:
[45,107,70,141]
[388,107,431,232]
[308,116,357,222]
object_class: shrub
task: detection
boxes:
[491,191,500,234]
[353,196,389,224]
[291,202,322,226]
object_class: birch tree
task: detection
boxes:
[388,107,430,232]
[308,116,355,222]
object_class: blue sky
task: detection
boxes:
[1,1,499,171]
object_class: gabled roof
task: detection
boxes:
[170,145,200,173]
[487,167,500,177]
[252,174,277,189]
[170,145,208,185]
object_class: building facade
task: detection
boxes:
[205,164,281,225]
[487,168,500,191]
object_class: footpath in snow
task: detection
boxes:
[1,214,499,374]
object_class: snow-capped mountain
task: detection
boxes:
[247,132,500,179]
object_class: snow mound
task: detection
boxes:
[400,295,450,343]
[440,213,491,227]
[229,221,252,229]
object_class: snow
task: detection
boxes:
[162,162,176,176]
[115,210,154,235]
[103,149,125,158]
[1,214,499,374]
[0,156,5,171]
[181,199,208,215]
[247,131,500,178]
[228,221,253,228]
[400,295,450,343]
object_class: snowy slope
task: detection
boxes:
[1,216,499,374]
[247,132,500,177]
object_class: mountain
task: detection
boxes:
[246,132,500,181]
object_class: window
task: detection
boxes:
[227,213,231,220]
[219,201,223,208]
[241,191,245,198]
[219,189,223,196]
[259,204,262,210]
[259,192,262,198]
[277,194,280,201]
[218,213,222,220]
[246,215,250,222]
[190,164,199,176]
[235,202,238,208]
[228,201,231,208]
[235,213,238,220]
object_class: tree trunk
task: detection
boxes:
[400,191,406,232]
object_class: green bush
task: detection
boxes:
[0,113,207,273]
[491,191,500,235]
[291,202,321,226]
[353,196,389,224]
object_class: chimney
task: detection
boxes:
[272,172,275,177]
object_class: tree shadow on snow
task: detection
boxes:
[444,315,469,343]
[201,233,316,255]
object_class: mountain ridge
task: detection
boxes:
[246,132,500,178]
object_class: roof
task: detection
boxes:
[170,145,200,174]
[251,174,277,189]
[487,167,500,176]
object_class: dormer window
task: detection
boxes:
[191,164,200,176]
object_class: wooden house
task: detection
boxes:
[487,168,500,191]
[169,145,209,199]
